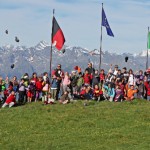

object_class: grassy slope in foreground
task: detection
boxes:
[0,100,150,150]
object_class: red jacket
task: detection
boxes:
[83,74,92,84]
[120,84,125,96]
[144,82,150,96]
[36,81,43,91]
[80,89,86,95]
[5,95,16,104]
[100,73,105,81]
[93,89,103,97]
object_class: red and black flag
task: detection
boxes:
[52,16,65,50]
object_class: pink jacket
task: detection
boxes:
[63,75,70,86]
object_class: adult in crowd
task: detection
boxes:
[52,64,64,100]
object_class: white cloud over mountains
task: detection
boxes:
[0,0,150,53]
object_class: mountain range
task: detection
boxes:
[0,41,149,78]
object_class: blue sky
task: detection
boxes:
[0,0,150,53]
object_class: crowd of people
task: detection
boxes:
[0,63,150,108]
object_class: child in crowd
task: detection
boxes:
[92,70,100,88]
[4,81,13,100]
[70,71,78,95]
[51,75,58,100]
[42,80,49,102]
[79,86,87,99]
[35,76,43,102]
[44,93,55,104]
[2,91,16,108]
[137,79,145,99]
[144,80,150,101]
[103,83,115,102]
[93,84,103,101]
[114,85,123,102]
[27,81,35,103]
[76,72,84,94]
[99,69,105,86]
[125,85,138,101]
[83,70,92,86]
[79,85,92,100]
[62,72,71,93]
[59,91,70,104]
[11,76,19,93]
[18,78,26,104]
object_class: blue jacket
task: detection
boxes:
[51,79,58,89]
[104,85,115,98]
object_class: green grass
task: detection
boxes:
[0,100,150,150]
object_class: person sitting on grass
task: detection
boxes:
[79,85,92,100]
[59,91,70,104]
[3,81,13,101]
[92,84,103,101]
[2,91,16,108]
[44,93,55,105]
[103,83,115,102]
[124,85,138,101]
[114,85,123,102]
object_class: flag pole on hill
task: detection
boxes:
[50,9,66,79]
[50,9,55,79]
[99,3,103,72]
[146,26,150,70]
[99,3,114,71]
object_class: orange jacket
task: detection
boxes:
[127,88,137,98]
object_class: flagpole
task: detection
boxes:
[99,3,103,72]
[50,9,55,79]
[146,26,149,70]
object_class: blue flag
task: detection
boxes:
[102,7,114,37]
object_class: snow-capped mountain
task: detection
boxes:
[139,50,150,57]
[0,41,149,78]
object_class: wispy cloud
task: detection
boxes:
[0,0,150,54]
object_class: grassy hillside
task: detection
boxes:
[0,100,150,150]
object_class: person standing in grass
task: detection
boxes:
[76,72,84,95]
[51,74,58,101]
[83,70,92,86]
[27,81,35,103]
[35,76,43,102]
[52,64,64,100]
[31,73,38,100]
[144,80,150,101]
[18,78,26,104]
[11,76,19,93]
[2,91,16,108]
[42,80,49,102]
[85,63,95,86]
[70,71,78,95]
[62,72,71,93]
[99,69,105,87]
[92,70,100,89]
